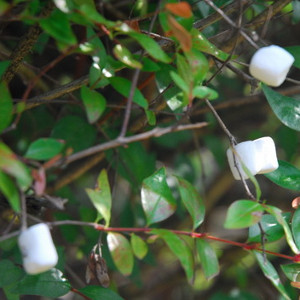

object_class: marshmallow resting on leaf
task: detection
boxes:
[249,45,294,87]
[227,136,279,180]
[18,223,58,274]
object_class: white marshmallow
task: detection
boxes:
[227,137,279,180]
[18,223,58,274]
[249,45,294,87]
[254,136,279,174]
[226,141,261,180]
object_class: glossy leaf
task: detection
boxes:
[192,28,229,61]
[285,46,300,68]
[86,169,112,226]
[265,160,300,191]
[185,49,209,85]
[25,138,65,160]
[0,171,20,212]
[51,115,97,152]
[281,263,300,282]
[254,252,291,300]
[224,200,264,229]
[109,76,148,109]
[79,285,124,300]
[131,233,148,259]
[265,205,299,254]
[152,229,194,281]
[0,142,31,190]
[11,269,70,298]
[196,239,219,280]
[292,208,300,249]
[165,2,192,18]
[248,213,291,243]
[122,28,171,63]
[176,176,205,229]
[40,10,76,46]
[141,168,176,225]
[87,26,107,69]
[0,260,24,287]
[107,232,134,276]
[170,71,189,94]
[0,82,13,134]
[113,44,142,69]
[193,86,218,100]
[262,84,300,131]
[80,86,106,124]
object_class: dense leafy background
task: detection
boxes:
[0,0,300,300]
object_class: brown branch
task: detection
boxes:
[1,1,54,84]
[59,122,208,166]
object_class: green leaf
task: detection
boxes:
[131,233,148,259]
[40,9,76,46]
[113,44,142,69]
[262,84,300,131]
[292,208,300,250]
[292,0,300,24]
[141,168,176,225]
[87,26,107,68]
[79,285,124,300]
[281,263,300,282]
[170,71,189,94]
[25,138,65,160]
[80,86,106,123]
[76,3,114,27]
[193,86,218,100]
[191,28,229,61]
[0,60,10,78]
[254,252,291,300]
[0,260,25,287]
[265,160,300,191]
[127,31,172,63]
[51,115,97,152]
[109,76,148,109]
[107,232,134,276]
[248,213,291,243]
[265,205,299,254]
[176,53,193,88]
[0,171,20,212]
[185,49,209,85]
[145,109,156,126]
[0,142,32,190]
[151,229,194,281]
[0,82,13,134]
[86,169,112,226]
[176,176,205,229]
[196,239,219,280]
[285,46,300,68]
[107,141,156,186]
[11,269,70,298]
[224,200,264,229]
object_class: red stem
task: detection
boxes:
[94,224,296,261]
[70,287,92,300]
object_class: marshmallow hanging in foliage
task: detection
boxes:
[249,45,294,87]
[227,136,279,180]
[18,223,58,274]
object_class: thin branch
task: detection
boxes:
[20,190,27,231]
[119,68,142,138]
[1,220,297,262]
[1,1,54,84]
[203,0,259,49]
[59,122,208,166]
